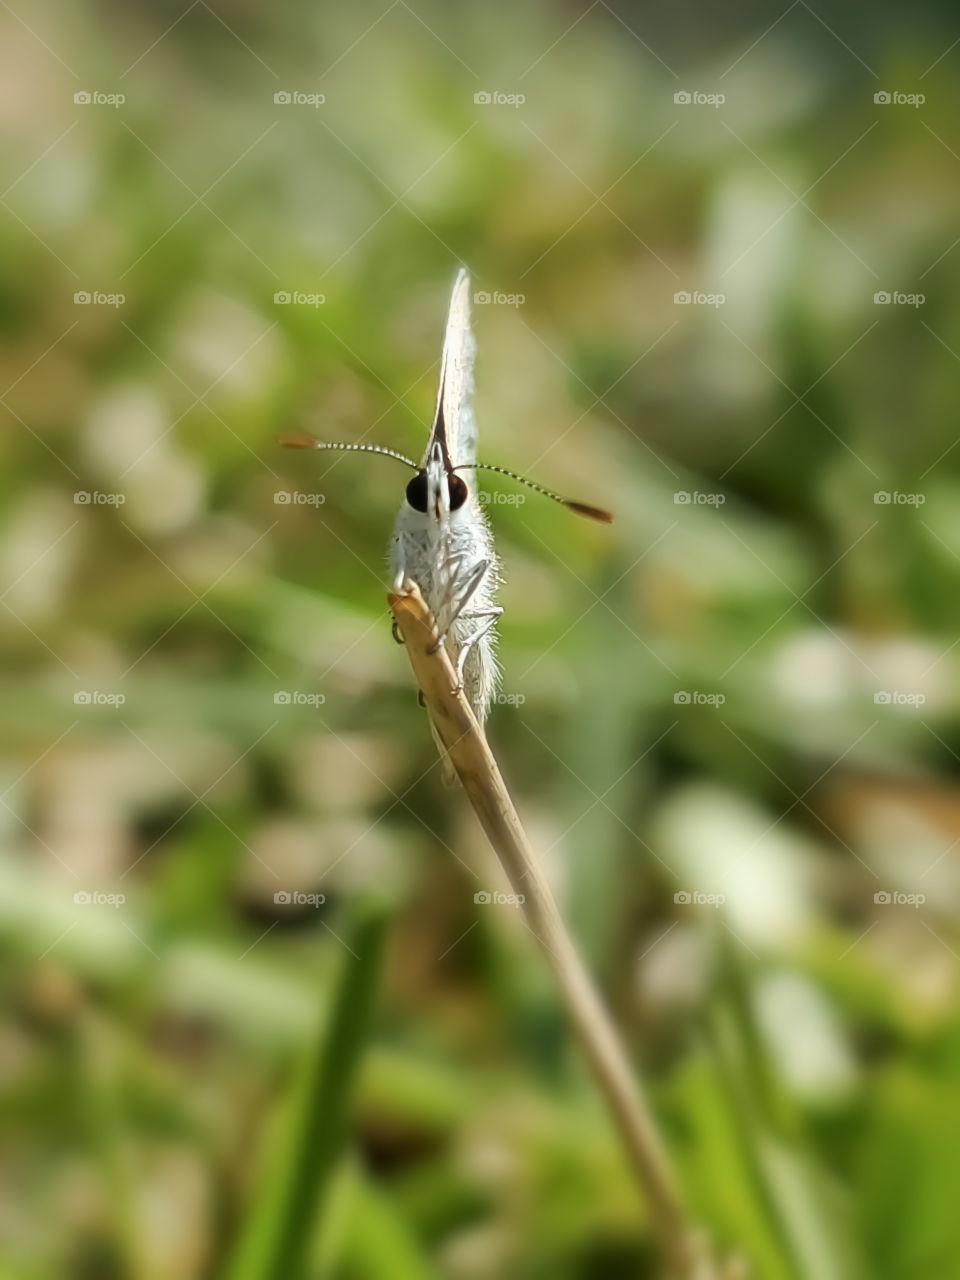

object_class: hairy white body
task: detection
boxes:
[391,494,500,723]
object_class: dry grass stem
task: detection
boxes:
[389,579,719,1280]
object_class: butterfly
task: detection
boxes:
[283,269,611,742]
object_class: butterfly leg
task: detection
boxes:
[452,606,503,688]
[429,559,490,653]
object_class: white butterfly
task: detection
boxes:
[283,269,611,738]
[390,268,502,725]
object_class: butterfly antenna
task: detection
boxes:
[456,462,613,524]
[281,434,419,470]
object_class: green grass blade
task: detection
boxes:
[225,898,389,1280]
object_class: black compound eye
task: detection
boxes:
[448,474,468,510]
[405,471,428,512]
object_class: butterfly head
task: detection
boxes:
[405,440,469,521]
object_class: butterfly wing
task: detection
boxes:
[423,268,477,469]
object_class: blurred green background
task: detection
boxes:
[2,1,960,1276]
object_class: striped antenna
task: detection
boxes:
[281,433,419,470]
[456,462,613,524]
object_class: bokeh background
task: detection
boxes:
[2,1,960,1276]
